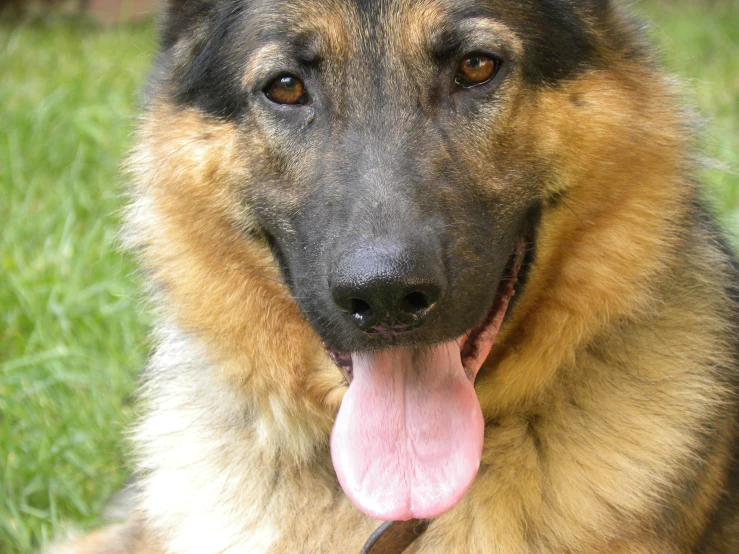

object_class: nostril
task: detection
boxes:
[348,298,373,318]
[330,243,446,333]
[398,291,432,316]
[346,297,377,331]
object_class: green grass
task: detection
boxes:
[0,3,737,553]
[637,0,739,237]
[0,16,155,553]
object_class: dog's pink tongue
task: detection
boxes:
[331,342,484,521]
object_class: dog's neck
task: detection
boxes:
[360,520,430,554]
[138,268,734,554]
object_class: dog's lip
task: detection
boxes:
[324,346,353,381]
[323,239,526,385]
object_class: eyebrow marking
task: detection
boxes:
[457,17,523,53]
[242,43,287,89]
[240,1,356,91]
[400,3,523,62]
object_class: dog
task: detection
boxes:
[55,0,739,552]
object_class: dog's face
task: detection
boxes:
[145,0,630,522]
[160,0,602,353]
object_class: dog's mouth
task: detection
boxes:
[324,240,525,384]
[327,240,526,522]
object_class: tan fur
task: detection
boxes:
[48,518,163,554]
[60,1,738,552]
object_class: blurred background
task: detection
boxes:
[0,0,737,552]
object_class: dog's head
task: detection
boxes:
[134,0,683,522]
[158,0,607,352]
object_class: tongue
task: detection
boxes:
[330,341,484,521]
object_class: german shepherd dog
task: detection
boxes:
[56,0,739,552]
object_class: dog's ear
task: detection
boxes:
[579,0,610,16]
[159,0,219,49]
[577,0,612,24]
[156,0,246,117]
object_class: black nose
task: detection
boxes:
[329,243,446,333]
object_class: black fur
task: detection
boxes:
[157,0,608,120]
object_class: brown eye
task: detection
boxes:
[455,54,500,88]
[265,75,306,105]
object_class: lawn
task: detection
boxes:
[0,16,155,553]
[1,2,737,552]
[639,0,739,235]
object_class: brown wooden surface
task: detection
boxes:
[0,0,158,22]
[88,0,157,23]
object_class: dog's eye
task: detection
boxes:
[455,54,500,88]
[264,75,307,105]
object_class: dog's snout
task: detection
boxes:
[333,282,441,332]
[330,243,445,334]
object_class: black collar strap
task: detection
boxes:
[360,519,430,554]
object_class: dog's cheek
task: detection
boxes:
[515,70,690,200]
[127,104,332,405]
[474,70,693,414]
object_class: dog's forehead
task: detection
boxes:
[244,0,516,54]
[239,0,596,84]
[164,0,600,117]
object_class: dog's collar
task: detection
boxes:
[360,519,430,554]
